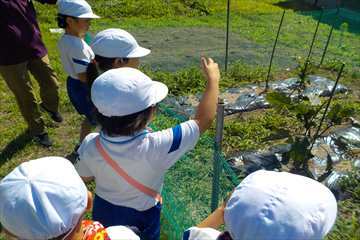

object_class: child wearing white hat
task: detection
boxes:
[75,57,220,240]
[86,28,151,86]
[0,157,140,240]
[57,0,100,143]
[183,170,338,240]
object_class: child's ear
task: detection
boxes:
[66,16,72,26]
[113,58,123,68]
[113,58,129,68]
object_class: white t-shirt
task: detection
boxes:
[58,34,94,79]
[75,120,200,211]
[183,227,221,240]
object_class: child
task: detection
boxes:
[57,0,99,142]
[0,157,140,240]
[183,170,338,240]
[87,28,151,86]
[75,57,220,240]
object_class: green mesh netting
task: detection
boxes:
[151,104,240,239]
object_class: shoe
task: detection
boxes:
[65,151,79,164]
[65,144,81,164]
[40,103,63,123]
[34,133,53,147]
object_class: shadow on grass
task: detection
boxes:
[301,8,360,34]
[274,1,360,34]
[0,131,32,166]
[274,0,321,11]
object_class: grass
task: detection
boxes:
[0,0,359,239]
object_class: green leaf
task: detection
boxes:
[266,92,291,109]
[327,103,355,125]
[289,137,312,169]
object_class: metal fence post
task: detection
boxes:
[310,63,345,150]
[305,10,324,64]
[211,98,225,212]
[225,0,231,73]
[320,25,334,66]
[265,10,286,90]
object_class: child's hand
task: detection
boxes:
[201,57,220,84]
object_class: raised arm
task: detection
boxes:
[196,205,225,229]
[194,57,220,134]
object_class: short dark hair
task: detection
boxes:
[96,106,154,136]
[56,14,77,28]
[216,231,233,240]
[86,55,129,88]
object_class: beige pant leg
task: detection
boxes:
[0,62,45,135]
[28,55,60,112]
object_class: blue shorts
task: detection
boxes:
[66,77,96,125]
[93,194,161,240]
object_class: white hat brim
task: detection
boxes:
[149,81,168,106]
[127,46,151,58]
[77,13,100,19]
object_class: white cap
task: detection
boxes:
[91,28,151,58]
[91,67,168,117]
[0,157,88,239]
[183,227,221,240]
[58,0,100,18]
[106,226,140,240]
[224,170,337,240]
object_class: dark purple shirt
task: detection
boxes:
[0,0,57,65]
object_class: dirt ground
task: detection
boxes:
[129,27,306,71]
[125,26,359,73]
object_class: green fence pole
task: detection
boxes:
[225,0,231,73]
[211,98,225,212]
[302,10,323,78]
[305,10,323,64]
[310,63,345,150]
[265,10,286,91]
[320,25,334,66]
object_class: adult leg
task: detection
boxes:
[28,55,60,114]
[0,62,45,136]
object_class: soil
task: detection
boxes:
[129,27,304,71]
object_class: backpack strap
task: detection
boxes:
[95,136,162,204]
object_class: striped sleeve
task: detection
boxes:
[148,120,200,170]
[69,42,94,74]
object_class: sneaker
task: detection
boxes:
[40,103,63,123]
[65,151,79,164]
[34,133,53,147]
[65,144,81,164]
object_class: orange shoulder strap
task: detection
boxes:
[95,136,162,204]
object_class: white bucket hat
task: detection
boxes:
[224,170,338,240]
[91,28,151,58]
[58,0,100,18]
[91,67,168,117]
[0,157,88,240]
[107,226,141,240]
[182,227,221,240]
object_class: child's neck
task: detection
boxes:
[65,28,84,38]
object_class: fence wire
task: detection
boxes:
[149,103,239,239]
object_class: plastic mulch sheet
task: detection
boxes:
[227,125,360,199]
[227,144,291,175]
[165,75,348,117]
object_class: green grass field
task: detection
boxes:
[0,0,359,239]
